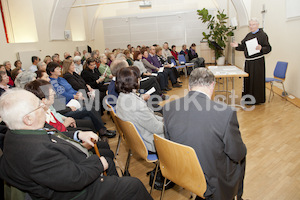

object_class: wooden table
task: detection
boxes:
[208,65,249,107]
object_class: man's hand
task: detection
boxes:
[100,156,108,171]
[68,106,77,111]
[74,92,84,100]
[86,84,93,92]
[64,117,76,128]
[78,131,99,147]
[230,42,238,48]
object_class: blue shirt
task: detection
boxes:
[50,77,78,103]
[107,80,118,107]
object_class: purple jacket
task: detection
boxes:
[148,54,161,69]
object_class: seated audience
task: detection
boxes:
[37,61,47,71]
[81,58,108,93]
[171,45,179,60]
[116,67,165,153]
[162,42,173,62]
[0,71,11,96]
[14,71,37,88]
[2,62,14,86]
[91,50,100,68]
[36,70,50,82]
[0,89,152,200]
[179,44,189,55]
[47,62,83,104]
[188,43,205,68]
[155,47,182,87]
[10,67,22,81]
[98,54,113,82]
[163,68,246,200]
[25,79,115,140]
[29,56,40,72]
[124,49,134,66]
[74,55,83,74]
[44,56,52,64]
[107,53,115,66]
[14,60,23,69]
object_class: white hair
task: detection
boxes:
[73,56,82,62]
[37,61,46,69]
[0,88,37,129]
[99,54,106,60]
[15,71,37,88]
[116,53,126,60]
[249,18,259,24]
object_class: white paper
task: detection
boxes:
[151,73,158,76]
[171,63,174,67]
[140,77,149,82]
[66,99,81,110]
[145,87,156,95]
[158,67,164,73]
[245,38,260,56]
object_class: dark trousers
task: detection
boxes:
[164,68,177,85]
[64,107,106,133]
[140,76,162,95]
[156,72,169,90]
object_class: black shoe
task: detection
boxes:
[172,83,182,88]
[101,130,116,138]
[161,90,167,94]
[165,87,172,91]
[161,95,169,100]
[177,81,183,83]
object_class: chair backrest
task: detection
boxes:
[274,61,288,80]
[170,58,177,66]
[115,115,156,162]
[178,54,186,64]
[153,134,207,198]
[104,99,124,140]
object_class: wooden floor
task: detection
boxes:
[102,75,300,200]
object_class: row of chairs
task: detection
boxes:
[171,54,195,78]
[105,100,207,199]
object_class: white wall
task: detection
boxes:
[0,0,92,69]
[232,0,300,98]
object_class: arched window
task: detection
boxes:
[0,0,38,43]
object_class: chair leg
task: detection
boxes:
[184,67,187,77]
[123,149,131,176]
[268,82,273,102]
[150,162,159,195]
[114,135,121,159]
[160,176,167,200]
[281,82,288,99]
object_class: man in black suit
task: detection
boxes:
[163,68,247,200]
[0,88,152,200]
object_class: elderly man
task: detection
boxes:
[163,68,247,200]
[0,71,10,96]
[231,18,271,104]
[0,89,152,200]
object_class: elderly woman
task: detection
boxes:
[14,70,37,88]
[24,80,115,158]
[98,54,113,82]
[73,55,83,74]
[116,67,165,153]
[0,71,11,96]
[1,62,14,86]
[107,53,115,66]
[44,56,52,64]
[37,61,47,71]
[124,49,133,66]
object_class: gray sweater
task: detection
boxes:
[116,92,164,152]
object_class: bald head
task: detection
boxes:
[0,89,46,129]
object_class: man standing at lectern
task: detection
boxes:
[231,18,271,104]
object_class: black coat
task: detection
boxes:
[0,129,153,200]
[163,91,247,200]
[81,68,107,92]
[63,72,89,93]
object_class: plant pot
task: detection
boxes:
[216,56,225,66]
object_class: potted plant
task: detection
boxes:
[197,8,236,65]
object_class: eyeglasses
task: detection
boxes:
[23,101,46,118]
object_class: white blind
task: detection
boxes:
[102,11,208,49]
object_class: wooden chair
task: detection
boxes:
[105,99,124,159]
[115,115,158,194]
[153,134,207,199]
